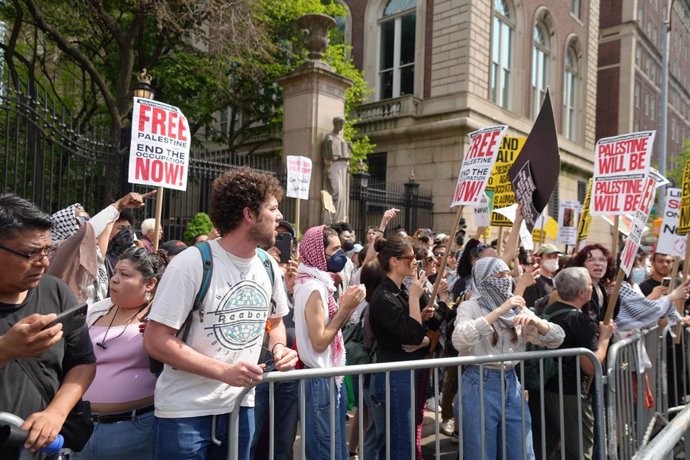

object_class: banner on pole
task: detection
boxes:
[619,175,657,275]
[128,98,190,191]
[557,201,581,245]
[591,130,655,216]
[485,136,526,227]
[678,160,690,235]
[508,90,560,232]
[286,155,312,200]
[451,125,508,207]
[577,178,593,242]
[657,188,686,258]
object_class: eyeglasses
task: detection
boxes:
[397,254,416,261]
[0,243,56,262]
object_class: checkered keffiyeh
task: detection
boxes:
[473,257,520,328]
[297,225,345,385]
[50,204,81,243]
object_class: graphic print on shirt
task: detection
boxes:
[207,278,268,353]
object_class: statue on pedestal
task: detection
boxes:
[321,117,352,223]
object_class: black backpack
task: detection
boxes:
[522,306,574,391]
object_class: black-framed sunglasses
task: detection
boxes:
[0,243,56,262]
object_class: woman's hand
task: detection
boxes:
[498,295,525,315]
[669,279,690,302]
[340,285,366,311]
[514,266,538,296]
[512,312,549,335]
[402,336,430,353]
[409,269,427,300]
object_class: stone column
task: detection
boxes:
[277,13,352,231]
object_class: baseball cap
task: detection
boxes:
[536,243,562,256]
[277,220,296,238]
[160,240,188,256]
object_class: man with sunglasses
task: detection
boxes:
[0,193,96,458]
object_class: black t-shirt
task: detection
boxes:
[369,277,427,363]
[0,275,96,422]
[523,275,554,310]
[543,301,599,395]
[639,278,660,297]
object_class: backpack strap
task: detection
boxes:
[543,306,576,321]
[179,241,213,343]
[256,247,277,314]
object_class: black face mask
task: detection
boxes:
[342,240,355,252]
[108,228,134,257]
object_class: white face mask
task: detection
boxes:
[542,258,559,273]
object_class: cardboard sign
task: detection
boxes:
[591,130,655,216]
[619,175,657,275]
[474,192,492,227]
[519,221,534,251]
[508,90,560,232]
[577,178,593,242]
[286,155,312,200]
[321,190,336,215]
[558,201,581,245]
[451,125,508,207]
[128,98,190,191]
[657,188,686,257]
[679,160,690,235]
[485,136,526,227]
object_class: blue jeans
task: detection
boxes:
[72,410,154,460]
[301,377,348,460]
[251,379,299,460]
[153,408,254,460]
[368,370,417,460]
[457,366,535,460]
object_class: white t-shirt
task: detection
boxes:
[148,239,288,418]
[294,278,332,369]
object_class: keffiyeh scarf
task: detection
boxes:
[297,225,345,391]
[472,257,520,328]
[50,204,81,243]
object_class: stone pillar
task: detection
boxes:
[277,13,352,231]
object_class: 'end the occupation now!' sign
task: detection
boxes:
[451,125,508,207]
[591,131,655,216]
[128,97,191,191]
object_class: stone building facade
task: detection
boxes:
[344,0,610,244]
[597,0,690,174]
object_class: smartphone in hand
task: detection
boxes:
[43,303,88,335]
[275,232,293,264]
[661,277,672,288]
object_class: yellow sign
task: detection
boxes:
[485,136,527,227]
[679,160,690,235]
[577,178,593,241]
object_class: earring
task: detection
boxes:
[145,291,152,302]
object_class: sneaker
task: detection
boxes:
[440,419,455,436]
[450,432,459,444]
[425,396,441,412]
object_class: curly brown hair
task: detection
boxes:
[566,243,617,282]
[209,166,283,236]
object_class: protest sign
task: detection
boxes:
[508,90,560,232]
[485,136,526,227]
[474,192,492,227]
[558,201,581,245]
[591,130,655,216]
[519,221,534,251]
[649,167,670,188]
[576,178,593,244]
[128,98,190,191]
[286,156,312,200]
[657,188,686,258]
[679,160,690,235]
[619,175,656,274]
[451,125,508,207]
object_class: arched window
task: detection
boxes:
[531,23,549,119]
[491,0,514,109]
[562,45,578,140]
[378,0,416,99]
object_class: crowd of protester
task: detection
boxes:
[2,166,690,460]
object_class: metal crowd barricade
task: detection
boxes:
[663,325,690,416]
[227,348,605,460]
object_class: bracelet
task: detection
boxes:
[271,343,286,355]
[376,228,385,234]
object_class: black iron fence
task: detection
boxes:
[0,75,433,244]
